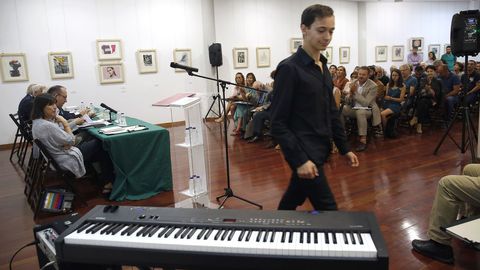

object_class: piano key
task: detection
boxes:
[306,231,311,244]
[299,231,304,244]
[214,229,223,240]
[332,232,337,244]
[245,230,252,241]
[147,225,161,237]
[85,223,102,234]
[197,228,206,239]
[180,227,191,239]
[238,229,245,241]
[227,229,235,241]
[262,230,269,242]
[269,231,276,243]
[164,226,176,238]
[136,225,149,236]
[281,231,286,243]
[186,227,196,239]
[204,228,213,240]
[90,223,107,234]
[111,224,126,235]
[288,231,293,243]
[99,223,113,235]
[220,229,229,240]
[76,222,92,233]
[256,230,263,242]
[174,226,186,238]
[324,232,329,244]
[356,232,364,245]
[157,226,170,238]
[141,225,155,237]
[349,232,356,244]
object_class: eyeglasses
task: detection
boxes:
[57,94,67,99]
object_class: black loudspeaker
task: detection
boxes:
[451,10,480,57]
[209,43,223,67]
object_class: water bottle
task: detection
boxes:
[119,113,127,126]
[80,101,85,111]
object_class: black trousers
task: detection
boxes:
[278,165,337,211]
[77,139,115,183]
[252,110,270,137]
[415,97,432,124]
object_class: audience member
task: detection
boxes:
[438,64,461,122]
[407,47,423,69]
[376,66,389,86]
[412,163,480,264]
[18,84,45,124]
[232,72,258,136]
[399,64,417,116]
[453,62,464,78]
[342,66,381,152]
[381,69,405,131]
[426,51,436,65]
[441,46,457,72]
[215,72,245,123]
[333,66,349,108]
[329,64,338,81]
[369,65,386,110]
[410,65,441,134]
[350,71,358,80]
[31,94,115,194]
[460,60,480,107]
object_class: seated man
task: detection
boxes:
[247,90,274,143]
[18,84,45,125]
[342,66,381,152]
[461,60,480,107]
[47,85,93,131]
[412,164,480,264]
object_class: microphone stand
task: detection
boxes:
[204,66,223,120]
[184,70,263,209]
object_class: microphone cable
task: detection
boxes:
[9,240,37,270]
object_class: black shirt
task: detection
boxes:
[270,47,349,169]
[18,94,34,124]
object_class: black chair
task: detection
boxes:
[29,139,87,218]
[9,113,31,169]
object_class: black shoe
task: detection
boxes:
[411,239,454,264]
[247,136,260,143]
[355,143,367,152]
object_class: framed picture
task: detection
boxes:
[233,47,248,69]
[290,38,303,53]
[375,46,388,62]
[428,44,441,56]
[173,48,192,72]
[391,45,404,62]
[0,53,29,82]
[136,49,157,73]
[96,39,122,61]
[99,62,124,84]
[322,47,333,64]
[408,37,424,51]
[256,47,270,68]
[48,52,74,79]
[339,47,350,64]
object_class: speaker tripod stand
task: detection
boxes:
[204,66,223,120]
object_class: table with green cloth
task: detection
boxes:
[87,117,172,201]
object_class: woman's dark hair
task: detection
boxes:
[31,93,56,120]
[246,72,256,86]
[388,69,403,88]
[426,65,436,72]
[429,51,436,60]
[301,4,334,28]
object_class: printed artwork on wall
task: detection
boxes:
[375,46,388,62]
[409,37,424,51]
[48,52,74,79]
[233,48,248,69]
[0,53,29,82]
[391,45,404,62]
[256,47,270,68]
[96,39,123,61]
[339,47,350,64]
[99,62,124,84]
[290,38,303,53]
[322,47,332,64]
[137,49,157,73]
[173,49,192,72]
[428,44,441,56]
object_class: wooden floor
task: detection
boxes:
[1,118,480,270]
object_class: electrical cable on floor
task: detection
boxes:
[9,240,37,270]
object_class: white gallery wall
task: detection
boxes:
[0,0,478,145]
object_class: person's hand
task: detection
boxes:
[296,160,319,179]
[74,117,85,125]
[350,83,358,95]
[88,110,96,118]
[79,108,90,116]
[345,151,359,167]
[55,115,68,125]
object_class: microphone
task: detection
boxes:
[100,103,118,114]
[170,62,199,73]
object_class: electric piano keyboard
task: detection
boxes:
[55,206,388,269]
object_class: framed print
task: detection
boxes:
[99,62,124,84]
[256,47,270,68]
[409,37,424,51]
[136,49,157,73]
[96,39,122,61]
[428,44,441,56]
[322,47,333,64]
[173,49,192,72]
[375,46,388,62]
[48,52,74,79]
[233,47,248,69]
[392,45,404,62]
[0,53,29,82]
[290,38,303,53]
[339,47,350,64]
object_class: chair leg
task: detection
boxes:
[9,129,21,162]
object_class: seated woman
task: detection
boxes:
[31,94,115,194]
[410,65,441,134]
[232,72,258,136]
[215,72,245,123]
[333,66,349,109]
[381,69,406,130]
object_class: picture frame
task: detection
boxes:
[99,62,124,84]
[408,37,424,51]
[96,39,122,61]
[391,45,404,62]
[48,52,74,79]
[173,48,192,72]
[290,38,303,53]
[0,53,29,82]
[339,47,350,64]
[233,47,248,69]
[322,47,333,64]
[375,46,388,62]
[428,44,441,56]
[256,47,270,68]
[136,49,157,74]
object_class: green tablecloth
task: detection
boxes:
[88,117,172,201]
